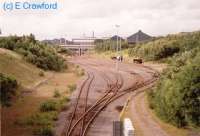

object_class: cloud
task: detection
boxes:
[0,0,200,40]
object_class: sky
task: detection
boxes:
[0,0,200,40]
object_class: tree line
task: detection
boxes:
[0,34,66,71]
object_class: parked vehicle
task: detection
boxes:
[133,58,142,64]
[111,56,117,60]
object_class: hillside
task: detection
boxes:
[1,48,81,136]
[0,35,66,71]
[0,48,49,86]
[128,31,200,62]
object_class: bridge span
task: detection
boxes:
[59,44,95,55]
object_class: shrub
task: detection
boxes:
[40,100,57,112]
[33,126,53,136]
[154,46,180,60]
[53,89,61,98]
[62,97,70,103]
[0,73,18,106]
[79,69,85,76]
[75,66,85,76]
[15,96,70,135]
[56,97,70,111]
[39,71,45,77]
[57,47,72,55]
[76,69,85,76]
[16,111,58,127]
[68,84,77,92]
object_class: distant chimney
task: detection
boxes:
[92,31,94,38]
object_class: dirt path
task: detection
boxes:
[130,91,169,136]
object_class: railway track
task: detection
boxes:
[64,72,95,136]
[65,74,157,136]
[64,70,123,136]
[65,72,125,136]
[63,60,158,136]
[73,61,118,89]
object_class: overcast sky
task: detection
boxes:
[0,0,200,40]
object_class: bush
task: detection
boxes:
[34,126,53,136]
[154,46,180,60]
[76,69,85,76]
[16,111,58,127]
[0,73,18,106]
[79,69,85,76]
[40,100,57,112]
[57,47,72,55]
[15,97,70,135]
[68,84,77,92]
[39,71,45,77]
[57,97,70,111]
[75,66,85,76]
[53,89,61,98]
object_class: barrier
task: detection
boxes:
[123,118,134,136]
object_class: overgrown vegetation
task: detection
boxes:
[53,89,61,98]
[75,65,85,76]
[128,32,200,61]
[67,84,77,93]
[40,100,58,112]
[34,125,54,136]
[39,71,45,77]
[0,34,66,71]
[144,32,200,128]
[16,97,69,136]
[0,73,18,106]
[56,46,72,56]
[95,39,129,53]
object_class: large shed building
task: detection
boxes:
[127,30,152,44]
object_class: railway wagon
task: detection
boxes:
[133,58,143,64]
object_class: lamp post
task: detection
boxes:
[115,25,120,71]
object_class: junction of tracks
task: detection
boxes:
[54,56,168,136]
